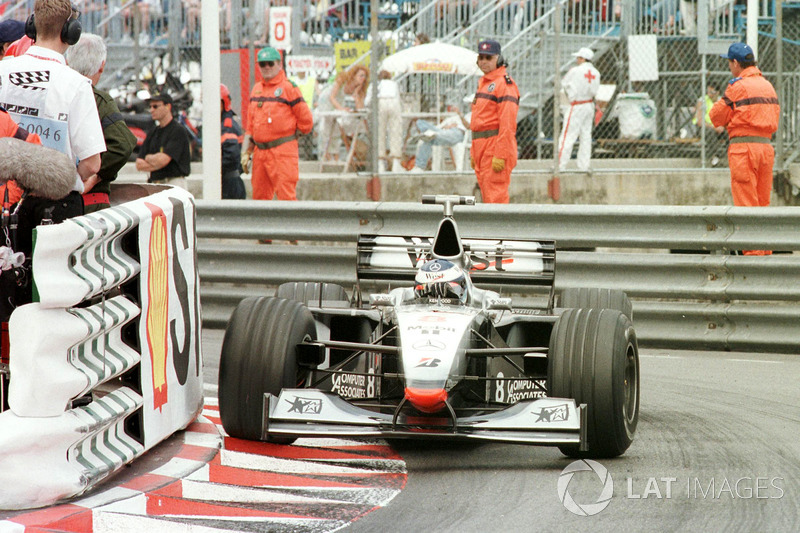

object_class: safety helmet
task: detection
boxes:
[257,46,282,63]
[220,83,232,112]
[414,259,469,302]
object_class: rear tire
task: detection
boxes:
[276,282,349,306]
[558,287,633,320]
[218,296,316,442]
[548,308,639,458]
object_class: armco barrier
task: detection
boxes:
[196,201,800,354]
[0,185,203,510]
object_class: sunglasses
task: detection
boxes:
[258,60,277,68]
[149,103,163,109]
[478,54,494,61]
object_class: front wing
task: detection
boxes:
[263,389,587,449]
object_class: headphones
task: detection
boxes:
[25,8,82,45]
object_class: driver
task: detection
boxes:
[414,259,471,302]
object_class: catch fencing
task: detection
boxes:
[196,201,800,354]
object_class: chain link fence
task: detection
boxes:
[2,0,798,169]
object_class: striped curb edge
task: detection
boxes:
[0,399,407,533]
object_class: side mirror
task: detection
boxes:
[484,297,512,311]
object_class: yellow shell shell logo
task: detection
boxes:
[145,203,169,410]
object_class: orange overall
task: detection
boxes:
[470,66,519,204]
[246,71,313,200]
[709,66,779,255]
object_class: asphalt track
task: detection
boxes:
[2,330,798,532]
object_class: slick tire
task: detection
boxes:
[548,308,639,458]
[218,296,316,443]
[276,282,349,306]
[558,287,633,321]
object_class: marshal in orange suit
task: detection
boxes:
[710,42,779,255]
[242,47,314,201]
[470,40,520,204]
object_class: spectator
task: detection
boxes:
[692,82,726,167]
[710,42,780,255]
[365,70,403,173]
[413,32,430,46]
[557,47,600,173]
[66,33,137,213]
[315,64,369,162]
[0,20,25,59]
[408,107,471,172]
[470,39,519,204]
[135,93,192,189]
[0,0,105,216]
[220,83,246,199]
[289,68,318,160]
[241,47,313,202]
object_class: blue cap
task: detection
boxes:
[0,20,25,43]
[477,40,501,56]
[720,42,755,63]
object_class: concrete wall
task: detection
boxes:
[117,159,797,206]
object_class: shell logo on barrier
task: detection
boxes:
[145,202,169,410]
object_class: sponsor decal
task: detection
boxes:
[406,325,456,334]
[534,403,569,422]
[286,396,323,414]
[494,373,546,403]
[428,261,442,272]
[412,339,445,351]
[145,203,169,410]
[415,358,441,368]
[9,71,50,91]
[419,315,447,323]
[331,370,376,399]
[1,103,39,116]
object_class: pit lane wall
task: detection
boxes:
[0,186,203,510]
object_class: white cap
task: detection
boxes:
[573,47,594,61]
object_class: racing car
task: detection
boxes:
[218,195,639,458]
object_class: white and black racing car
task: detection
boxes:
[218,195,639,458]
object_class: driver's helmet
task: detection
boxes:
[414,259,469,302]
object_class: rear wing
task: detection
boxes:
[357,234,556,288]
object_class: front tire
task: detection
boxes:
[548,308,639,458]
[218,296,316,442]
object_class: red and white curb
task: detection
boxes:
[0,399,407,532]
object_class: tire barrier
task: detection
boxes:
[0,185,203,510]
[196,200,800,354]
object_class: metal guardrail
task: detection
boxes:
[197,201,800,353]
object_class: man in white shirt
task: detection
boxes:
[408,107,471,172]
[365,70,403,172]
[557,47,600,173]
[0,0,105,207]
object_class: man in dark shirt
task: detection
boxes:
[135,93,191,188]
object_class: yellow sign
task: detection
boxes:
[334,40,396,73]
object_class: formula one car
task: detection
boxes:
[218,195,639,458]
